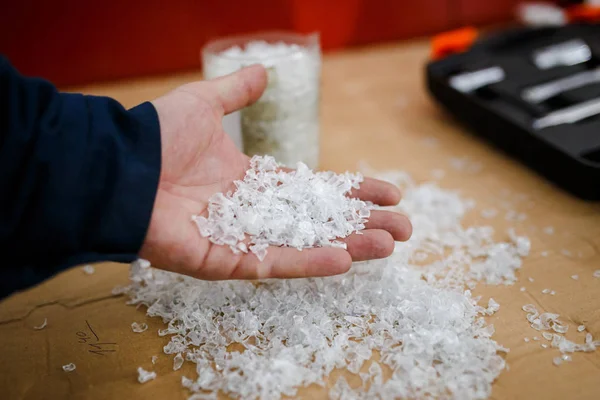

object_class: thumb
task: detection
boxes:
[208,64,268,115]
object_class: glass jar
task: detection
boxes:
[202,31,321,169]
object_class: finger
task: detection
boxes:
[210,64,268,115]
[349,177,401,206]
[202,245,352,280]
[343,229,395,262]
[364,210,412,241]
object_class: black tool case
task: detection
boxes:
[426,24,600,200]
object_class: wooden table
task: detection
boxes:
[1,39,599,400]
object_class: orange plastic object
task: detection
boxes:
[566,5,600,22]
[431,26,479,60]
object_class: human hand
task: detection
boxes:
[140,65,412,280]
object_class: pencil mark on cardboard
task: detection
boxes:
[76,320,117,356]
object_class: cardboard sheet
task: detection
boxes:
[1,39,599,399]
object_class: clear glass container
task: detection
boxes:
[202,31,321,169]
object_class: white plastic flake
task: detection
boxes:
[486,298,500,315]
[131,322,148,333]
[33,318,47,330]
[480,208,498,219]
[81,265,96,275]
[543,226,554,235]
[173,353,184,371]
[123,166,539,400]
[593,270,600,278]
[553,357,563,366]
[578,325,586,332]
[152,356,158,365]
[571,275,579,280]
[192,156,370,261]
[137,367,156,384]
[62,363,76,372]
[82,265,95,275]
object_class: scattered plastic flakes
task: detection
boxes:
[578,325,586,332]
[192,156,370,261]
[152,355,158,365]
[593,270,600,278]
[480,208,498,219]
[62,363,76,372]
[505,210,527,222]
[561,354,572,362]
[550,290,556,296]
[561,249,572,257]
[131,322,148,333]
[541,344,548,348]
[523,306,597,364]
[524,337,530,343]
[82,264,95,275]
[507,228,531,257]
[533,337,540,341]
[543,226,554,235]
[431,169,446,180]
[520,287,527,292]
[528,277,534,283]
[541,251,549,257]
[123,166,536,400]
[542,289,551,294]
[571,275,579,280]
[173,353,184,371]
[137,367,156,384]
[33,318,47,330]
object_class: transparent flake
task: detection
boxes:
[62,363,76,372]
[137,367,157,384]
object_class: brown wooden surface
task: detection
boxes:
[1,39,600,400]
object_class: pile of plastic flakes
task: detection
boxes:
[192,156,371,261]
[124,165,533,400]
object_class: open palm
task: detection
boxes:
[140,65,412,280]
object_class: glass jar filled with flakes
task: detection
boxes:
[202,32,321,169]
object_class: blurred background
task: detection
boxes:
[0,0,525,87]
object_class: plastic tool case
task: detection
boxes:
[426,24,600,200]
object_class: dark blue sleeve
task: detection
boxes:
[0,55,161,297]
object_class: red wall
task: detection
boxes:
[0,0,523,86]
